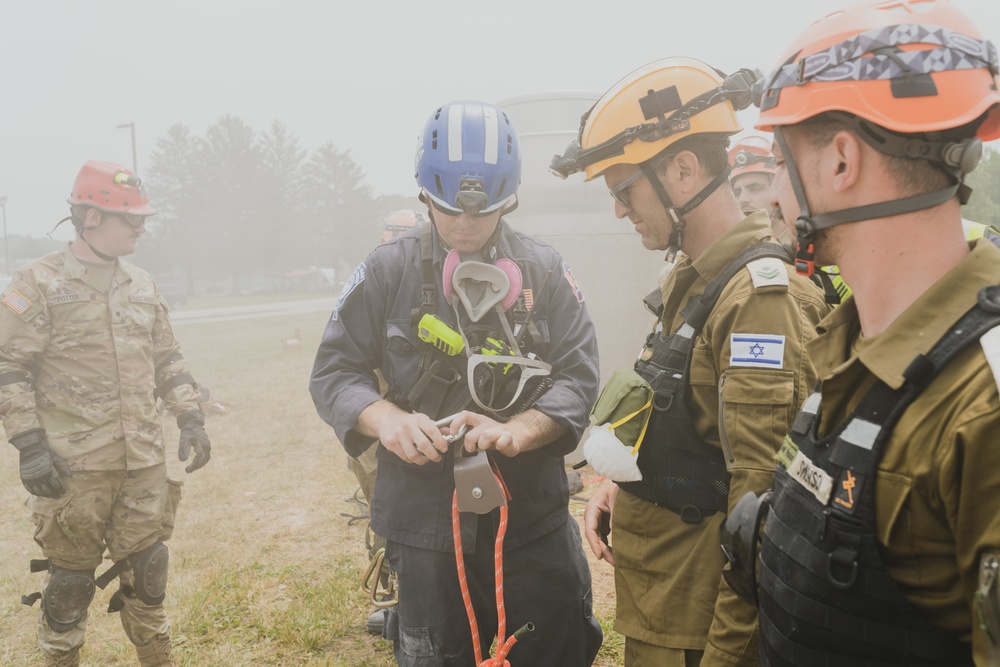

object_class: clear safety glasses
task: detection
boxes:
[609,153,674,209]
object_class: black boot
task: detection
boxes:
[366,607,387,636]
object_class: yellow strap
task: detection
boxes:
[608,396,653,456]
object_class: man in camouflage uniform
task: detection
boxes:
[0,160,211,667]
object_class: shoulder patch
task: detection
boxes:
[730,333,785,369]
[980,325,1000,395]
[562,261,585,303]
[2,287,32,315]
[746,257,789,290]
[332,263,366,322]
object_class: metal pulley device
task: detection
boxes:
[436,414,508,514]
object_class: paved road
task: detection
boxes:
[171,297,336,325]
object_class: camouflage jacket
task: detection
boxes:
[0,244,199,470]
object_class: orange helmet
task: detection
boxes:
[380,209,426,243]
[756,0,1000,140]
[67,160,157,216]
[728,135,776,181]
[551,57,758,181]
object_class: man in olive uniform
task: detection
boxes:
[748,2,1000,665]
[552,58,829,665]
[0,160,211,667]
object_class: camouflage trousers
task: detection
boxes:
[28,464,182,655]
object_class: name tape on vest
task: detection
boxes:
[788,449,834,505]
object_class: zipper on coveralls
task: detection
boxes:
[718,373,735,465]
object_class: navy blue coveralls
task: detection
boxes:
[310,220,603,666]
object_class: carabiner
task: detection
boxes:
[361,548,397,608]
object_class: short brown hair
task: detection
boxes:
[795,114,950,196]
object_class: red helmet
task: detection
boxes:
[67,160,157,216]
[728,135,776,181]
[756,0,1000,140]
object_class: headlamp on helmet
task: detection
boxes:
[67,160,157,217]
[728,135,777,180]
[550,60,762,181]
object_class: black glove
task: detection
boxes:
[177,410,211,473]
[10,429,72,498]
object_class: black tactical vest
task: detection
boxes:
[758,286,1000,666]
[620,243,788,523]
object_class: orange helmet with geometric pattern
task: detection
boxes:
[753,0,1000,276]
[756,0,1000,139]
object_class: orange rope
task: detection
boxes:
[451,468,531,666]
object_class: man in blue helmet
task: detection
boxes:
[310,101,603,665]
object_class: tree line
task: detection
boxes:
[5,133,1000,289]
[134,115,406,292]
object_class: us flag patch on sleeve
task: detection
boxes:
[2,288,31,315]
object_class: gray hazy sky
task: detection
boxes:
[2,0,999,241]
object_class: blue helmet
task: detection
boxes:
[415,101,521,216]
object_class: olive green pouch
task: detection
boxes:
[590,368,654,451]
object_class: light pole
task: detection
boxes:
[0,196,9,276]
[116,122,138,173]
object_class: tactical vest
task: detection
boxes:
[620,243,789,523]
[758,285,1000,666]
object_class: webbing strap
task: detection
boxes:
[823,286,1000,481]
[154,372,195,401]
[154,352,184,375]
[763,505,900,601]
[647,242,790,378]
[759,609,937,667]
[0,370,32,387]
[759,559,958,659]
[419,223,437,319]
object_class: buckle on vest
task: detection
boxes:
[826,547,859,590]
[679,504,703,524]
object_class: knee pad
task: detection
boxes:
[131,540,169,606]
[44,566,96,632]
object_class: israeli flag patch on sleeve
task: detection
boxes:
[730,333,785,368]
[332,263,365,322]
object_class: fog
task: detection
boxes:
[2,0,996,242]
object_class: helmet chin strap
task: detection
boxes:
[78,213,117,262]
[773,126,962,277]
[640,158,732,263]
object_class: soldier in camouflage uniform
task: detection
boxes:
[0,160,211,667]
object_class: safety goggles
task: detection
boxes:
[110,213,147,229]
[609,153,674,209]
